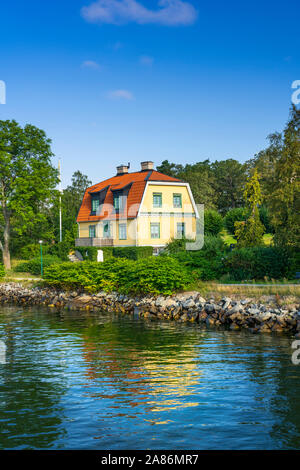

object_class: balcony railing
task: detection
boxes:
[75,237,114,247]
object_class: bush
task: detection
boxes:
[43,257,191,295]
[163,237,195,254]
[19,243,50,260]
[0,264,5,278]
[204,209,223,236]
[224,207,249,234]
[113,246,153,260]
[76,246,153,262]
[167,235,226,281]
[224,246,289,281]
[48,241,72,261]
[15,255,63,275]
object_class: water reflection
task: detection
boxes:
[0,306,300,449]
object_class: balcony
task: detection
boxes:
[75,237,114,247]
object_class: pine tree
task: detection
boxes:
[234,169,265,246]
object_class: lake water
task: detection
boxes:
[0,305,300,450]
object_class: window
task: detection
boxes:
[150,223,160,239]
[91,198,100,213]
[173,193,182,208]
[153,192,162,208]
[113,194,120,211]
[103,222,111,238]
[89,225,96,238]
[177,223,185,238]
[119,223,127,240]
[114,193,125,212]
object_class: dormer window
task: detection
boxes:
[113,192,125,213]
[92,199,100,212]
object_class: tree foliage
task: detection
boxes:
[0,120,58,268]
[234,169,265,247]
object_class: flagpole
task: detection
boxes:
[58,159,62,243]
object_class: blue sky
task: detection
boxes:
[0,0,299,187]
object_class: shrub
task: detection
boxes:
[0,264,5,279]
[75,246,113,262]
[204,209,223,236]
[76,246,153,262]
[113,246,153,260]
[168,235,226,281]
[224,246,289,281]
[19,243,50,260]
[15,255,63,275]
[163,237,195,254]
[43,257,191,295]
[48,241,72,261]
[224,207,249,234]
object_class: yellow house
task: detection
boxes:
[76,161,198,252]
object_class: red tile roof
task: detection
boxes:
[77,170,182,222]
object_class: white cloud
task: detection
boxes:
[140,55,154,66]
[81,0,197,26]
[81,60,101,69]
[107,89,134,100]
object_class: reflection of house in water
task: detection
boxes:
[81,326,203,416]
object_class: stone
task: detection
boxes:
[182,299,195,309]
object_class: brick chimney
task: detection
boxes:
[116,164,129,175]
[140,161,154,171]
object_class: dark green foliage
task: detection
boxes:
[259,206,274,234]
[0,264,5,278]
[166,235,226,281]
[19,243,50,260]
[204,209,223,236]
[15,255,63,275]
[224,207,249,234]
[43,257,191,295]
[224,247,290,281]
[48,241,72,261]
[112,246,153,260]
[164,237,194,254]
[75,246,114,262]
[76,246,153,262]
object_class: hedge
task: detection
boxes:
[15,255,63,276]
[224,246,290,281]
[43,257,191,295]
[75,246,153,262]
[112,246,153,260]
[76,246,114,262]
[0,264,5,279]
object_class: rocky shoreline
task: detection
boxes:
[0,283,299,337]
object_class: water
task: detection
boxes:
[0,305,300,450]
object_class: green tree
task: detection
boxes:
[268,105,300,247]
[204,209,223,235]
[234,169,265,247]
[0,120,58,269]
[211,159,247,213]
[224,207,249,234]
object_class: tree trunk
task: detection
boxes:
[1,210,11,270]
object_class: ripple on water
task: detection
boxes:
[0,306,300,449]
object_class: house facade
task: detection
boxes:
[76,161,199,251]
